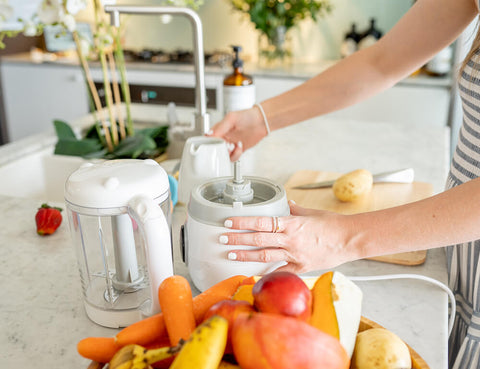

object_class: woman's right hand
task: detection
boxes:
[208,105,269,161]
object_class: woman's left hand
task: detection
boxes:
[219,201,356,273]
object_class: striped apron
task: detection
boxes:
[446,50,480,369]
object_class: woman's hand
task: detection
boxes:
[208,105,269,161]
[219,201,357,273]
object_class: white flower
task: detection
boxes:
[79,37,91,56]
[23,21,38,37]
[0,1,13,23]
[38,0,64,25]
[61,13,76,32]
[65,0,87,16]
[101,33,113,47]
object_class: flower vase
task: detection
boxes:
[258,26,292,67]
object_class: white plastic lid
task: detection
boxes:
[64,159,169,210]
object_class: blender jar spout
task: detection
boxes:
[104,5,210,136]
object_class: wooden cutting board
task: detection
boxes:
[285,170,434,266]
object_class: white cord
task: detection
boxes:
[346,273,455,337]
[255,103,271,135]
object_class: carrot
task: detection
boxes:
[158,275,197,346]
[77,337,120,363]
[116,313,168,347]
[115,274,248,346]
[192,275,248,323]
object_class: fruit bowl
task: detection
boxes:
[85,316,430,369]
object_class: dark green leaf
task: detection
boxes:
[112,134,157,159]
[54,138,103,157]
[136,126,169,150]
[83,148,109,159]
[53,120,77,140]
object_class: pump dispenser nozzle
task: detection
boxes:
[231,45,243,69]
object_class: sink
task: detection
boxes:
[0,147,86,203]
[0,103,220,203]
[0,139,181,204]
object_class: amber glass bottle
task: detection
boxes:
[224,46,253,86]
[223,45,255,113]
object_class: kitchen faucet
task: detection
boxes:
[104,5,210,136]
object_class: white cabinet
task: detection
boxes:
[254,75,452,127]
[0,62,89,141]
[254,76,305,102]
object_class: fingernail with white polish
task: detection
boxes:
[224,219,233,228]
[228,252,237,260]
[207,129,213,135]
[219,235,229,244]
[289,200,296,205]
[237,141,243,149]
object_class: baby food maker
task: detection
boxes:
[182,161,290,292]
[65,159,173,328]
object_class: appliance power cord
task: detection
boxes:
[345,273,455,337]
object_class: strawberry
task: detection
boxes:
[35,203,63,236]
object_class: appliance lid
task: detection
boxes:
[188,176,290,225]
[64,159,170,209]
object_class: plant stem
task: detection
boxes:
[107,51,126,140]
[73,31,113,152]
[113,28,134,137]
[99,48,119,146]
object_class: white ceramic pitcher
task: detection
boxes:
[178,136,232,204]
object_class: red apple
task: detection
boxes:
[203,299,256,353]
[252,271,312,321]
[232,312,349,369]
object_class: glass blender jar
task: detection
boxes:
[65,159,173,328]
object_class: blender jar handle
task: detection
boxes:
[128,194,174,315]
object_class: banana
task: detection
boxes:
[109,343,181,369]
[170,315,228,369]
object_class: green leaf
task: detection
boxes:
[83,148,109,159]
[136,126,169,149]
[54,138,103,157]
[53,120,77,140]
[112,134,157,159]
[137,126,166,138]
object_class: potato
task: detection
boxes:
[332,169,373,202]
[351,328,412,369]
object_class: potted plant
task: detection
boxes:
[0,0,201,161]
[230,0,332,64]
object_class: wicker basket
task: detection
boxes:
[88,316,430,369]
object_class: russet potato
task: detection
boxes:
[333,169,373,202]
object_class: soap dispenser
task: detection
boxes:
[223,45,255,114]
[358,18,383,50]
[340,23,361,58]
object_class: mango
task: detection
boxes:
[309,271,363,357]
[232,312,350,369]
[203,299,255,353]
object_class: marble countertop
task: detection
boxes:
[0,114,451,368]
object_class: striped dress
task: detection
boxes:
[446,49,480,369]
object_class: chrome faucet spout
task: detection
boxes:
[104,5,210,135]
